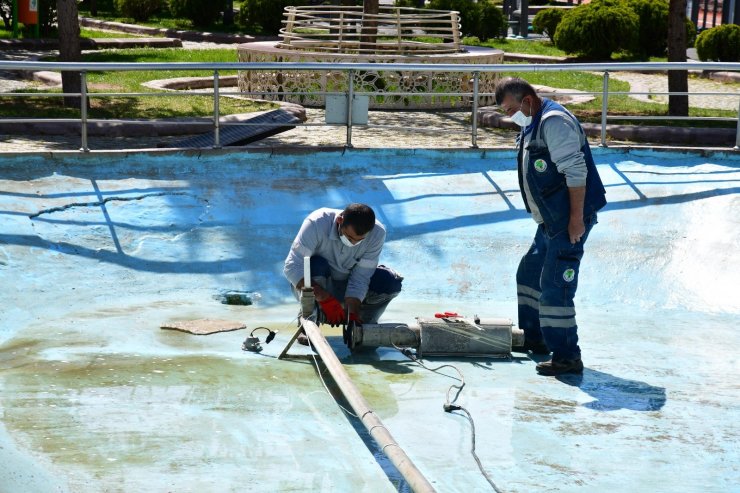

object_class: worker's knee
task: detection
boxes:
[368,265,403,295]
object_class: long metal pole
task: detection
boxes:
[734,98,740,149]
[300,317,436,493]
[600,71,609,147]
[80,71,89,153]
[471,71,479,149]
[346,69,354,148]
[519,0,529,38]
[213,69,221,149]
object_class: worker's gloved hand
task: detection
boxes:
[349,312,362,326]
[319,296,345,326]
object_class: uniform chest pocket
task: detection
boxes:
[527,146,562,191]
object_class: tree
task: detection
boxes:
[361,0,379,51]
[56,0,83,108]
[667,0,688,116]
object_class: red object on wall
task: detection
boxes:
[18,0,39,25]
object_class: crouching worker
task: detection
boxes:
[283,204,403,343]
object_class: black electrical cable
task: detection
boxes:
[250,326,277,344]
[395,344,504,493]
[453,405,504,493]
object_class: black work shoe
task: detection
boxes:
[512,339,551,355]
[536,358,584,376]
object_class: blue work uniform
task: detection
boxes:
[516,99,607,361]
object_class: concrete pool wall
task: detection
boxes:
[0,147,738,492]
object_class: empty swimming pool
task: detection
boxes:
[0,147,737,492]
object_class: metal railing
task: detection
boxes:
[1,60,740,151]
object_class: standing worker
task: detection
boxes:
[284,204,403,343]
[494,77,607,376]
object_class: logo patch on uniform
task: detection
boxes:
[562,268,576,282]
[534,159,547,172]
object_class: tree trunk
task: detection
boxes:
[57,0,83,108]
[90,0,97,17]
[668,0,688,116]
[361,0,379,52]
[223,0,234,26]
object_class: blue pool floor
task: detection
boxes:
[0,147,738,492]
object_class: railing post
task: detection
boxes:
[519,0,529,39]
[338,11,344,51]
[80,71,89,153]
[213,70,221,149]
[471,71,479,149]
[346,69,354,148]
[735,98,740,150]
[600,71,609,147]
[450,11,460,50]
[396,7,402,48]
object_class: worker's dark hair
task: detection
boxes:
[341,203,376,236]
[494,77,538,106]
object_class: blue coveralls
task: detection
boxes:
[516,99,607,361]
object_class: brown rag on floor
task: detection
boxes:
[160,319,247,335]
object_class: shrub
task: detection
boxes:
[532,7,565,43]
[168,0,225,27]
[624,0,668,57]
[477,0,508,41]
[429,0,506,41]
[695,24,740,62]
[554,0,639,59]
[686,19,697,48]
[115,0,163,22]
[237,0,299,34]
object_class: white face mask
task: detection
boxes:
[510,99,532,127]
[340,234,362,248]
[339,224,363,248]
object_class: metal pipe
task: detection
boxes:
[353,322,420,348]
[300,317,436,493]
[213,70,221,149]
[519,0,529,39]
[471,71,479,148]
[601,71,609,147]
[2,61,739,73]
[350,317,522,355]
[80,71,89,153]
[346,69,354,148]
[735,98,740,149]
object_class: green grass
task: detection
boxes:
[500,69,737,127]
[464,36,669,62]
[0,28,33,39]
[2,27,149,39]
[77,8,259,35]
[465,37,568,57]
[79,28,145,39]
[0,49,275,119]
